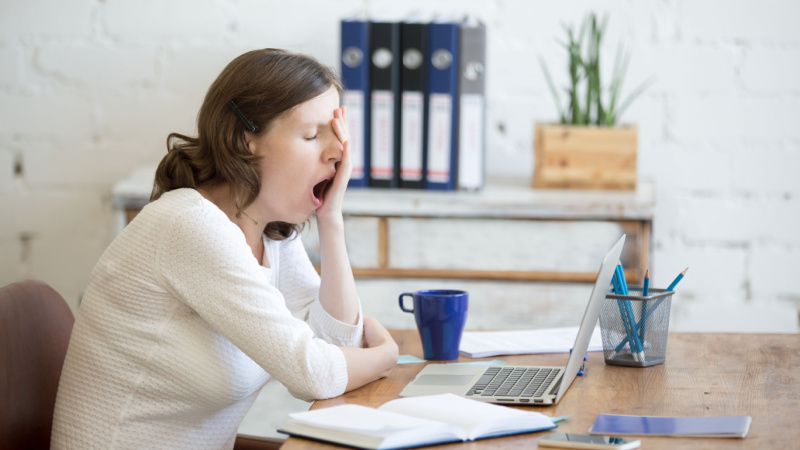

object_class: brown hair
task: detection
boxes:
[151,48,342,240]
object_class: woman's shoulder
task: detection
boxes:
[139,188,233,234]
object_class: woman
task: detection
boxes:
[51,49,399,449]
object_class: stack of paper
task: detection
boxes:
[459,326,603,358]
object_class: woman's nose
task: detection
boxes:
[323,135,343,163]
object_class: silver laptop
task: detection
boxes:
[399,235,625,406]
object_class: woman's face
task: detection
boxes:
[247,85,343,224]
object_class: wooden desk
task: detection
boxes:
[284,330,799,449]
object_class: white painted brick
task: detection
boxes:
[629,44,737,94]
[490,32,550,99]
[365,0,495,23]
[24,141,161,190]
[0,0,94,37]
[646,143,733,193]
[0,42,21,86]
[651,195,686,244]
[97,91,195,147]
[741,47,800,93]
[622,95,664,150]
[730,144,800,194]
[750,244,800,297]
[671,298,799,333]
[104,0,228,40]
[28,234,109,312]
[0,190,16,236]
[671,97,800,141]
[494,1,605,50]
[749,198,800,245]
[233,0,358,65]
[651,243,747,299]
[680,196,752,243]
[0,93,93,138]
[486,98,540,177]
[0,149,13,194]
[162,45,247,97]
[682,0,800,44]
[680,195,800,245]
[623,1,680,43]
[9,190,110,239]
[0,240,26,288]
[37,43,159,90]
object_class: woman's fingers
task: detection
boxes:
[332,113,349,146]
[333,106,349,144]
[341,105,349,132]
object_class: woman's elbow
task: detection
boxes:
[287,380,343,402]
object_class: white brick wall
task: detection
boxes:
[1,0,798,332]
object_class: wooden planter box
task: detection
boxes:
[533,123,637,190]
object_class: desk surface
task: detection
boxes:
[283,330,799,449]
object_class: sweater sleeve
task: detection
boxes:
[277,233,364,348]
[156,205,348,401]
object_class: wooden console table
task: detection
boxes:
[283,330,799,449]
[112,169,654,284]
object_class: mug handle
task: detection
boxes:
[399,293,414,313]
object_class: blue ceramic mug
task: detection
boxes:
[399,290,469,360]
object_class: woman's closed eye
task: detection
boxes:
[305,134,318,142]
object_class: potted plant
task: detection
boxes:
[534,13,655,190]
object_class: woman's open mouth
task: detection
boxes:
[312,178,332,205]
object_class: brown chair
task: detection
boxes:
[0,280,283,449]
[0,279,74,449]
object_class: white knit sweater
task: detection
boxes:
[51,188,363,449]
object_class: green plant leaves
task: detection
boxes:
[540,12,653,127]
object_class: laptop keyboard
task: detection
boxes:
[466,367,561,398]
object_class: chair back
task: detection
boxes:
[0,280,75,449]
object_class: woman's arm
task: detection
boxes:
[339,317,399,391]
[315,106,359,324]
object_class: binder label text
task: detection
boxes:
[370,90,395,180]
[401,91,424,180]
[427,93,453,183]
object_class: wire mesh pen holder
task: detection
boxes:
[600,287,674,367]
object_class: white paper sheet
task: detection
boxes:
[459,326,603,358]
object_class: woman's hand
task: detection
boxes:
[340,316,399,391]
[316,106,352,225]
[363,317,399,378]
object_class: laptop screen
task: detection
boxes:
[554,235,625,404]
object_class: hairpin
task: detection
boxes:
[228,100,259,133]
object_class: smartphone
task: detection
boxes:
[537,433,641,449]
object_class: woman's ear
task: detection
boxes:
[243,131,257,155]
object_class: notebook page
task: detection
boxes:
[289,404,444,435]
[379,393,554,440]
